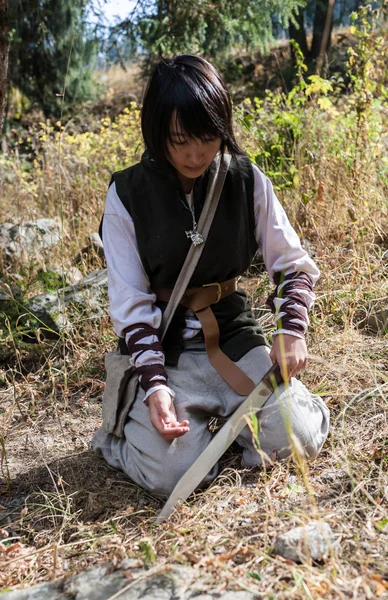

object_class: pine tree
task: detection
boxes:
[8,0,99,117]
[111,0,306,64]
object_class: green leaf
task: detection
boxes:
[139,540,157,564]
[247,570,262,581]
[376,519,388,533]
[318,97,333,111]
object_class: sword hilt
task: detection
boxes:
[263,362,283,390]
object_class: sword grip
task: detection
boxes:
[263,362,283,390]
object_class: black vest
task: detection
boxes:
[106,151,268,365]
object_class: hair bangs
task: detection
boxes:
[142,55,244,163]
[168,77,228,147]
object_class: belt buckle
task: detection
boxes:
[203,282,222,304]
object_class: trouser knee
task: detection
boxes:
[240,383,330,465]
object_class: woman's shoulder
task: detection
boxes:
[230,154,267,183]
[111,160,143,186]
[229,154,270,194]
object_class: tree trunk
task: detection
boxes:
[0,0,9,137]
[289,6,309,58]
[311,0,335,60]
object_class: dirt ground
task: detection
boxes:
[1,275,387,598]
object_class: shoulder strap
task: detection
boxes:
[160,153,232,340]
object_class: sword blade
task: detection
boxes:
[155,363,282,524]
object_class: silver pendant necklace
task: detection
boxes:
[182,189,204,246]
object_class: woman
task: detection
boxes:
[92,54,330,496]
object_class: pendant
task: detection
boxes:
[185,229,204,246]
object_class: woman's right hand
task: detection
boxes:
[148,389,190,441]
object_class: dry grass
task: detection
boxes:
[0,241,387,596]
[1,40,388,598]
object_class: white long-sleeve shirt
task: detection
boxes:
[102,164,320,400]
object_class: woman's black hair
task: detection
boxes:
[141,54,244,164]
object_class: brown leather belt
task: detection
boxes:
[154,278,255,396]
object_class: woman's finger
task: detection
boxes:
[151,406,189,435]
[157,401,174,425]
[163,428,190,441]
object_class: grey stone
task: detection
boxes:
[64,563,128,600]
[0,563,258,600]
[26,269,108,336]
[188,594,256,600]
[0,219,61,263]
[65,266,84,286]
[357,308,388,335]
[274,521,334,563]
[0,581,69,600]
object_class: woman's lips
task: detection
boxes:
[185,164,205,171]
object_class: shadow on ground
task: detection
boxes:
[0,451,162,542]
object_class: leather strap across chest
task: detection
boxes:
[154,278,255,396]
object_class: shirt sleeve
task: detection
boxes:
[252,165,320,338]
[102,182,173,400]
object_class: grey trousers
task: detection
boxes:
[92,345,330,497]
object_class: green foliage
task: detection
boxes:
[8,0,99,117]
[36,270,66,293]
[238,9,388,192]
[138,540,157,564]
[347,3,388,140]
[112,0,305,64]
[0,6,386,271]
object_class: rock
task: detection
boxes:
[193,594,254,600]
[65,266,84,286]
[357,309,388,335]
[0,563,257,599]
[0,582,66,600]
[0,219,61,263]
[64,563,127,600]
[273,521,334,563]
[25,269,108,337]
[26,292,68,335]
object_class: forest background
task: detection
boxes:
[0,1,387,598]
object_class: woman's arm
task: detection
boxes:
[103,182,189,439]
[252,165,319,377]
[102,182,172,402]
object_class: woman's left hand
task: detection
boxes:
[269,334,308,382]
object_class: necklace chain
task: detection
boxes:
[180,189,204,246]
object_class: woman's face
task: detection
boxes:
[166,115,222,182]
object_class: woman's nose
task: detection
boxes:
[186,144,205,164]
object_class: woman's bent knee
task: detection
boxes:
[241,380,330,466]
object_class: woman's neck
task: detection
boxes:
[177,172,195,194]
